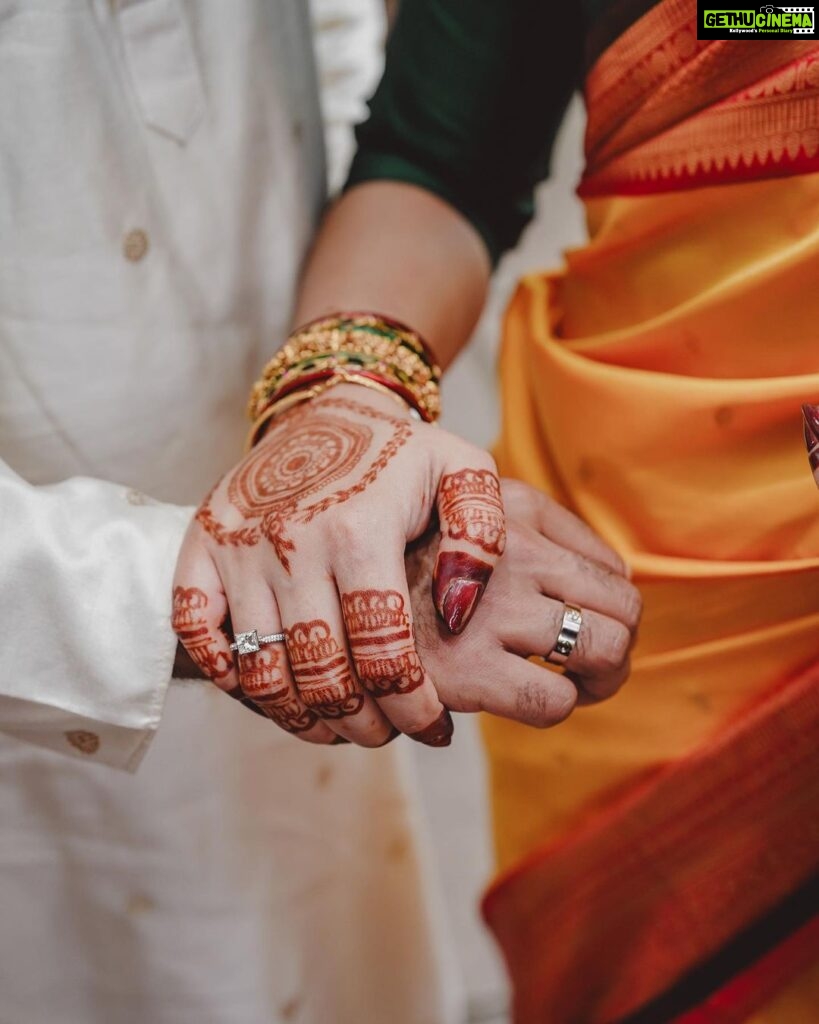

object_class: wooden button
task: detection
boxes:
[65,730,100,755]
[123,228,149,262]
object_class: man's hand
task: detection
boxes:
[406,479,642,726]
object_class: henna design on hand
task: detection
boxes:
[433,469,506,633]
[196,398,412,572]
[286,620,364,718]
[438,469,507,556]
[239,647,318,733]
[342,590,425,696]
[171,586,233,681]
[407,708,454,748]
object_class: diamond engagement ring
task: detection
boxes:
[545,603,583,665]
[230,630,287,655]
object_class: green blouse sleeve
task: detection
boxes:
[345,0,586,264]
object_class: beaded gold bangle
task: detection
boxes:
[248,312,442,427]
[245,369,415,450]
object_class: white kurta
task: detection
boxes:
[0,2,461,1021]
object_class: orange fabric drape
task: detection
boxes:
[482,3,819,1020]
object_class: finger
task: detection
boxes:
[278,582,396,747]
[172,540,238,695]
[502,479,629,578]
[521,525,642,636]
[475,651,578,728]
[501,594,632,703]
[570,656,632,706]
[225,578,337,744]
[338,566,454,748]
[433,458,507,634]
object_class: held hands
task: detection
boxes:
[172,383,506,747]
[407,479,642,724]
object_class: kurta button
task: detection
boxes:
[123,228,149,262]
[65,730,100,755]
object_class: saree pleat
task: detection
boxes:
[483,2,819,1019]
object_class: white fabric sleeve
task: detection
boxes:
[0,459,194,770]
[309,0,386,193]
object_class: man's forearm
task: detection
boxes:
[292,181,491,369]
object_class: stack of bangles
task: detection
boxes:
[246,312,442,448]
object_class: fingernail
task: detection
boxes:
[442,579,483,634]
[433,551,492,634]
[331,735,351,745]
[376,725,401,748]
[408,709,454,748]
[802,404,819,480]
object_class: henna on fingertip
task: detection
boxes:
[437,469,507,556]
[171,586,234,681]
[434,468,506,634]
[287,620,365,718]
[432,550,493,634]
[342,589,425,696]
[239,647,319,733]
[407,708,454,748]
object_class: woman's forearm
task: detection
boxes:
[293,181,491,369]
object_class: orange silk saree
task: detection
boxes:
[483,2,819,1020]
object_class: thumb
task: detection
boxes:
[432,460,506,634]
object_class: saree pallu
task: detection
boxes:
[483,3,819,1021]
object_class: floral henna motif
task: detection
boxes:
[171,586,233,681]
[239,647,317,733]
[342,590,425,696]
[286,620,364,718]
[438,468,506,556]
[195,398,412,572]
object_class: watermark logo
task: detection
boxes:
[698,3,817,37]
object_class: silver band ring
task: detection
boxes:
[545,603,583,665]
[230,629,287,655]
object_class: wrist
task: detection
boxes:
[315,380,416,419]
[246,311,440,448]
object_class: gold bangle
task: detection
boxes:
[245,369,419,450]
[249,338,438,419]
[248,313,441,424]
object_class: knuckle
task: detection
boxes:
[297,675,363,718]
[357,654,426,699]
[505,521,536,562]
[455,440,498,473]
[499,477,527,505]
[601,621,631,669]
[515,675,577,728]
[621,585,644,632]
[549,684,579,725]
[327,511,373,558]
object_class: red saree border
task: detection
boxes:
[613,874,819,1023]
[482,661,819,1024]
[579,0,819,196]
[670,911,819,1024]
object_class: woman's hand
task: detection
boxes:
[172,383,506,747]
[406,479,642,724]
